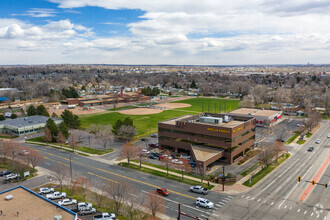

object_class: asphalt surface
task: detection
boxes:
[212,121,330,220]
[24,142,232,219]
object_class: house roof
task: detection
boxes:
[191,145,224,162]
[0,115,62,128]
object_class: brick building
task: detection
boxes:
[158,113,256,170]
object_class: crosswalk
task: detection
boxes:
[200,195,234,218]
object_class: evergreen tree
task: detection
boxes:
[43,127,53,142]
[81,85,86,91]
[61,110,80,129]
[45,118,58,142]
[51,112,58,118]
[27,105,36,116]
[0,115,5,121]
[190,79,197,88]
[10,113,17,119]
[112,119,123,135]
[36,105,50,117]
[58,122,69,139]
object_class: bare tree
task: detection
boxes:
[57,131,66,144]
[125,185,144,220]
[137,144,147,168]
[144,191,165,220]
[105,180,131,216]
[258,143,274,169]
[120,143,138,165]
[95,125,113,150]
[4,140,21,164]
[161,150,172,176]
[0,141,9,161]
[272,141,286,163]
[26,148,45,171]
[195,165,206,185]
[241,94,254,108]
[304,111,322,132]
[53,164,69,191]
[72,130,85,142]
[272,124,288,141]
[69,133,78,152]
[43,127,53,143]
[176,160,192,180]
[117,125,137,141]
[90,180,107,208]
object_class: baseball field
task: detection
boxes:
[79,97,241,137]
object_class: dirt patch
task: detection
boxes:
[48,107,105,116]
[119,107,163,115]
[154,103,191,109]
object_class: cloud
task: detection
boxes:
[12,8,58,17]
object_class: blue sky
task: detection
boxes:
[0,0,330,65]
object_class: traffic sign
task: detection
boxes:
[325,183,328,188]
[298,176,301,182]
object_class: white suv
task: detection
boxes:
[39,187,55,195]
[196,197,214,209]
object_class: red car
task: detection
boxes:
[156,187,170,196]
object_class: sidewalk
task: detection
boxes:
[115,159,217,186]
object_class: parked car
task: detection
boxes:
[39,187,55,195]
[172,159,183,165]
[308,147,314,152]
[78,202,93,210]
[18,149,30,155]
[79,207,96,215]
[5,173,18,181]
[159,155,172,160]
[46,192,67,200]
[189,160,196,167]
[58,198,77,206]
[141,138,148,141]
[0,170,11,176]
[93,212,116,220]
[180,155,191,160]
[196,197,214,209]
[151,152,160,157]
[189,186,209,195]
[148,143,159,148]
[150,133,158,138]
[148,154,158,160]
[315,139,321,144]
[328,134,330,138]
[156,187,170,196]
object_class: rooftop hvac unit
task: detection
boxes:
[199,116,223,124]
[5,195,13,200]
[224,115,229,122]
[54,215,62,220]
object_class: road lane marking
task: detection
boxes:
[271,202,274,206]
[241,195,245,198]
[38,149,197,200]
[297,209,300,213]
[255,159,300,198]
[304,211,307,215]
[218,202,225,205]
[213,214,220,217]
[311,213,314,217]
[251,197,255,200]
[258,199,261,202]
[227,196,234,198]
[43,156,69,167]
[278,164,314,209]
[215,204,222,207]
[317,214,319,218]
[284,205,287,209]
[263,200,267,204]
[290,206,292,210]
[246,196,250,199]
[140,190,207,214]
[300,155,330,201]
[87,172,119,184]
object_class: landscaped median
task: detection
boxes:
[117,160,215,190]
[26,136,114,156]
[242,153,290,187]
[285,132,300,144]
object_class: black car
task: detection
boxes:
[307,147,314,152]
[141,138,148,141]
[148,154,158,160]
[151,152,160,157]
[0,170,11,176]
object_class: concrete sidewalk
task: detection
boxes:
[115,159,218,186]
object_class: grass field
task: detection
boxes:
[79,98,241,136]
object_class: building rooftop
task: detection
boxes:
[229,108,280,117]
[0,115,62,128]
[0,186,76,219]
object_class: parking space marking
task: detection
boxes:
[263,200,267,204]
[297,209,300,213]
[271,202,274,206]
[311,213,314,217]
[227,196,234,198]
[304,211,307,215]
[246,196,250,200]
[218,201,225,205]
[241,195,245,198]
[258,199,261,202]
[290,206,292,210]
[215,204,222,207]
[284,205,287,209]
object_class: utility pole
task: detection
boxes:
[88,135,91,148]
[70,154,72,183]
[177,203,202,220]
[222,166,225,191]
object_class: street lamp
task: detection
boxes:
[83,193,86,202]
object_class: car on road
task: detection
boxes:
[315,139,321,144]
[58,198,77,206]
[196,197,214,209]
[296,123,304,127]
[308,147,314,152]
[189,186,209,195]
[39,187,55,195]
[156,187,170,196]
[148,143,159,148]
[0,170,11,176]
[18,149,30,155]
[5,173,19,181]
[150,133,158,138]
[172,159,183,165]
[46,192,67,200]
[93,212,116,220]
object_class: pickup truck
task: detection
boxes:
[46,192,67,200]
[79,207,96,215]
[189,186,209,195]
[93,212,116,220]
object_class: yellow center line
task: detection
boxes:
[38,149,197,200]
[87,172,119,184]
